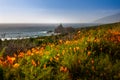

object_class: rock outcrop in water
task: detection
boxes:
[54,24,65,33]
[54,24,75,34]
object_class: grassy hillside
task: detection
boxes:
[0,22,120,80]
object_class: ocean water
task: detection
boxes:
[0,24,56,41]
[0,23,99,41]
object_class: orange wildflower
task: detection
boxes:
[65,41,70,44]
[87,51,91,56]
[32,48,35,51]
[44,64,46,69]
[91,59,94,64]
[36,51,39,54]
[60,66,68,72]
[60,66,64,72]
[7,56,15,65]
[37,61,40,65]
[32,60,37,67]
[2,61,7,67]
[64,67,68,72]
[18,52,24,58]
[27,50,31,56]
[55,57,59,61]
[59,40,63,43]
[13,53,17,57]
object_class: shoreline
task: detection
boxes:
[0,32,60,41]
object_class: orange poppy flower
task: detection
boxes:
[31,60,37,67]
[27,50,31,56]
[18,52,24,58]
[60,66,68,72]
[60,66,64,72]
[91,59,94,64]
[7,56,15,65]
[44,64,46,69]
[87,51,91,56]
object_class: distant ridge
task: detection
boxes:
[94,13,120,23]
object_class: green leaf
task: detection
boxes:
[0,47,6,57]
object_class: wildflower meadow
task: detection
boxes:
[0,22,120,80]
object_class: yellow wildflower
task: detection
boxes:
[62,50,65,55]
[78,31,81,34]
[13,63,19,68]
[65,41,70,44]
[76,47,80,50]
[57,54,60,57]
[59,40,63,43]
[50,57,53,62]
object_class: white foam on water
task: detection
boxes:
[1,37,31,41]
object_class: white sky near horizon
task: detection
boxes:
[0,0,120,23]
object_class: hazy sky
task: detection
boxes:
[0,0,120,23]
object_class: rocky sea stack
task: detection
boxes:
[54,24,75,34]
